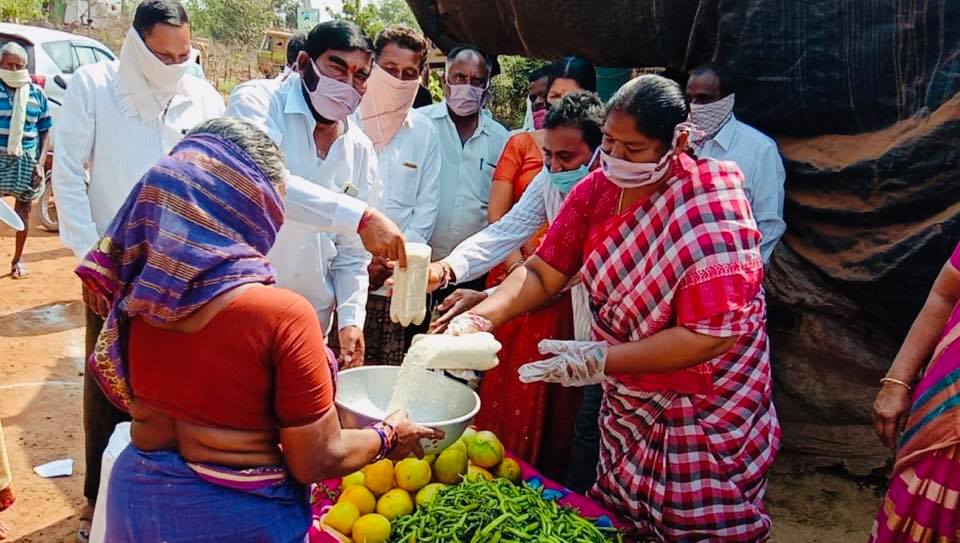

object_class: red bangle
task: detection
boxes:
[357,208,373,233]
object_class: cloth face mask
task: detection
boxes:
[600,149,672,189]
[446,83,486,116]
[0,68,31,155]
[532,108,548,130]
[689,93,735,143]
[358,64,420,150]
[304,59,363,122]
[116,28,196,121]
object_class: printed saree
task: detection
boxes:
[869,243,960,543]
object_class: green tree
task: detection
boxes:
[0,0,43,22]
[328,0,420,38]
[186,0,273,46]
[490,56,548,129]
[273,0,300,29]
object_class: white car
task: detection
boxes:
[0,23,116,122]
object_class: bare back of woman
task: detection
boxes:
[129,284,285,469]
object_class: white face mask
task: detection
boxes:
[446,83,486,117]
[689,93,735,143]
[116,28,196,121]
[600,150,672,189]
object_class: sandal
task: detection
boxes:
[75,505,92,543]
[10,263,28,280]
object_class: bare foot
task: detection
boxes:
[0,519,11,540]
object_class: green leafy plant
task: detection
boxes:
[489,56,548,129]
[0,0,43,22]
[328,0,420,38]
[185,0,273,46]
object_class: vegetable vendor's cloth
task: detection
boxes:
[307,455,627,542]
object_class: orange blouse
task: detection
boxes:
[129,287,335,431]
[486,131,549,287]
[493,132,544,202]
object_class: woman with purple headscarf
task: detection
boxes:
[76,118,441,542]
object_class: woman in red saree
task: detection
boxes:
[448,75,780,541]
[869,242,960,542]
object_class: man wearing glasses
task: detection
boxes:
[421,46,509,302]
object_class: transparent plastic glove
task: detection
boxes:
[518,340,608,386]
[445,312,494,336]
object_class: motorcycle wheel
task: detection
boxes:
[39,172,58,232]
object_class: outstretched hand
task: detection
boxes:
[429,291,489,334]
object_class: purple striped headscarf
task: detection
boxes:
[76,133,285,411]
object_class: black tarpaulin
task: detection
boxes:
[409,0,960,471]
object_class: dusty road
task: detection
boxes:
[0,201,880,542]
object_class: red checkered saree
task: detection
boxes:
[536,155,781,541]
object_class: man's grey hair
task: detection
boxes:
[445,45,493,76]
[186,118,286,187]
[0,42,28,64]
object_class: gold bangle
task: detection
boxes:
[880,377,912,391]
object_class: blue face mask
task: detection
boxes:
[546,164,589,193]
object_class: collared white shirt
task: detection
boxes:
[441,169,592,340]
[226,75,374,332]
[53,60,224,259]
[420,102,509,259]
[697,114,786,262]
[352,108,441,297]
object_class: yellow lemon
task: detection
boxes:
[362,459,394,496]
[375,488,414,521]
[494,457,522,484]
[432,448,468,485]
[394,457,432,492]
[467,430,504,468]
[339,485,376,516]
[351,513,391,543]
[415,482,448,507]
[324,501,359,536]
[341,471,365,490]
[465,464,493,482]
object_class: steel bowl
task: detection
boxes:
[335,366,480,454]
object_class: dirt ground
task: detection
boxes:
[0,202,881,542]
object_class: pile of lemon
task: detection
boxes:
[323,427,522,543]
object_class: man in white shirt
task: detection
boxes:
[352,25,440,365]
[420,46,509,298]
[51,0,224,535]
[685,63,786,263]
[226,21,378,369]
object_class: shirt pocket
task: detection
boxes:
[385,159,421,207]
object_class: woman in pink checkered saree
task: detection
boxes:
[449,75,781,541]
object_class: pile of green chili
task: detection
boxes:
[389,478,623,542]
